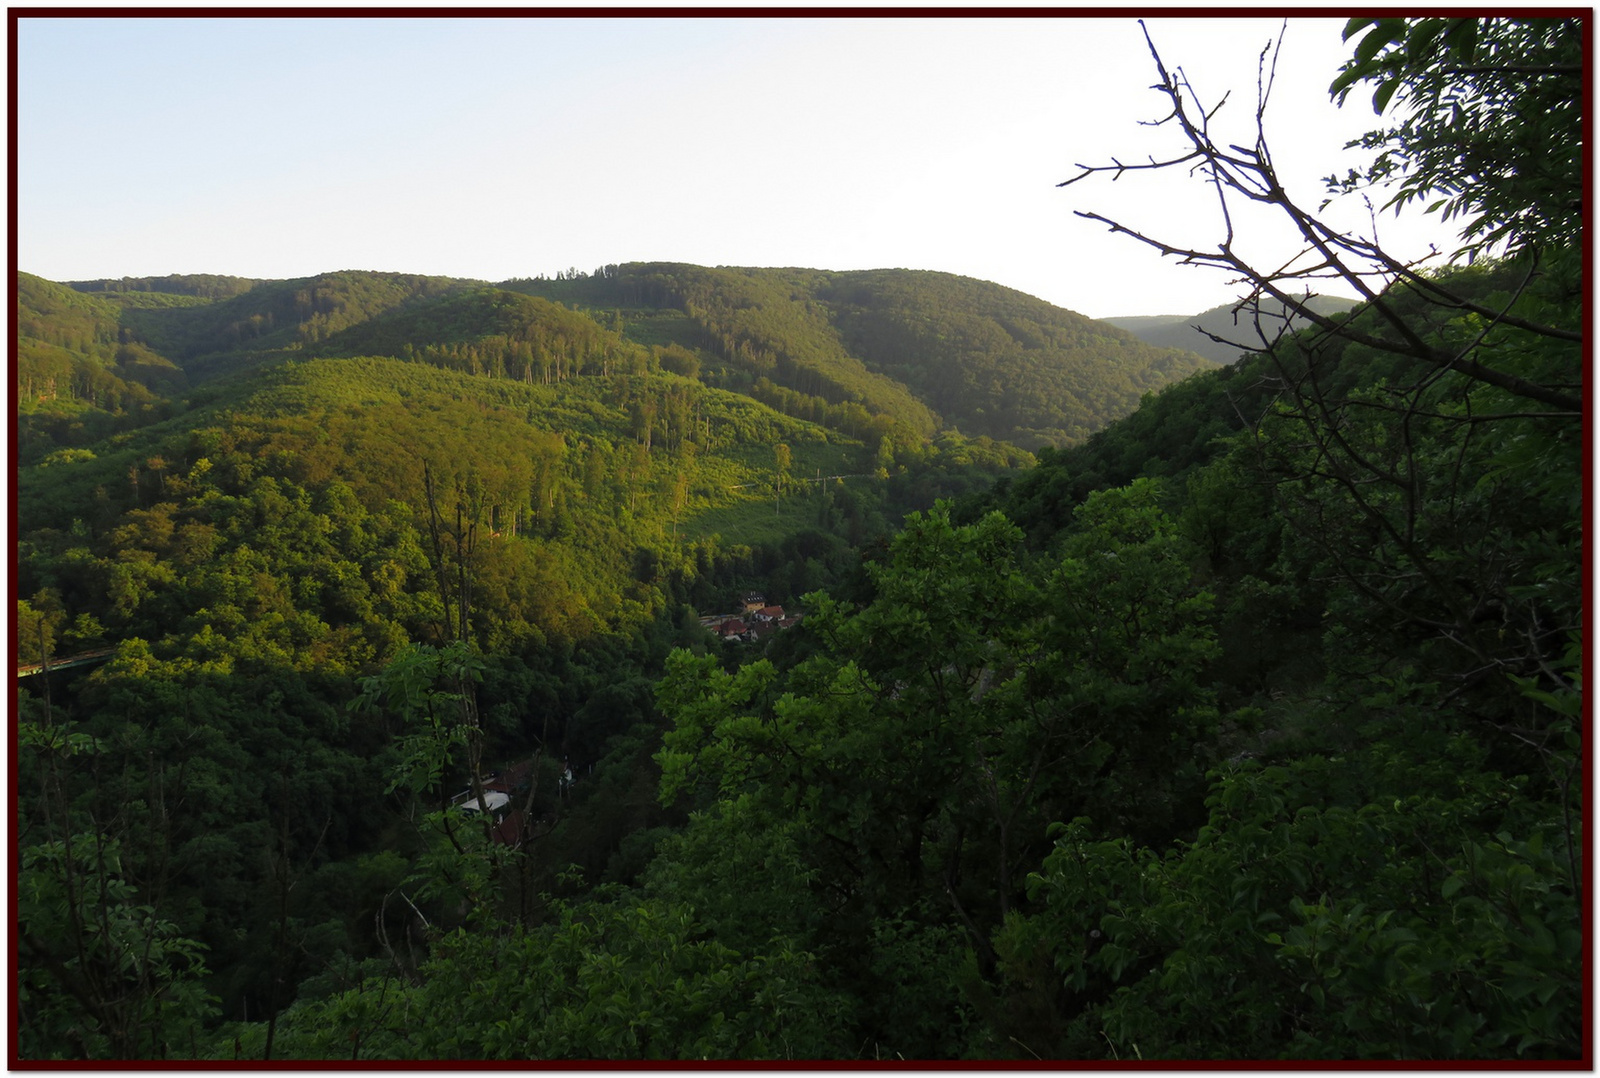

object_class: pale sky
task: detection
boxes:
[16,13,1467,319]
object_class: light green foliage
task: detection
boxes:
[352,641,485,796]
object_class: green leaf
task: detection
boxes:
[1341,17,1376,42]
[1403,19,1448,63]
[1354,20,1406,66]
[1443,18,1477,62]
[1372,78,1401,115]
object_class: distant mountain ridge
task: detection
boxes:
[1104,294,1360,365]
[506,263,1213,447]
[28,263,1215,450]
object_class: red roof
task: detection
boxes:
[491,808,524,847]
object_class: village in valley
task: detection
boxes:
[697,593,803,644]
[452,594,803,846]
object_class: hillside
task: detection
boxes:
[1103,294,1360,364]
[26,264,1212,454]
[16,264,1040,657]
[507,263,1212,448]
[16,261,1041,1044]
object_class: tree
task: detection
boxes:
[1058,18,1580,414]
[1059,15,1581,739]
[1327,17,1583,260]
[997,734,1582,1059]
[17,719,218,1059]
[17,593,65,670]
[349,641,511,914]
[654,496,1220,1056]
[224,888,851,1061]
[1015,18,1585,1059]
[772,442,792,513]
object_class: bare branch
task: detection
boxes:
[1060,24,1581,412]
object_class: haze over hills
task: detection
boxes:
[1104,294,1361,365]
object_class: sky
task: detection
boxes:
[16,13,1469,320]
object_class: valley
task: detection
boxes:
[13,14,1585,1057]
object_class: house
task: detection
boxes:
[703,598,805,644]
[456,789,512,817]
[450,761,537,847]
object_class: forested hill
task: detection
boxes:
[504,263,1212,447]
[24,264,1209,451]
[15,255,1036,1056]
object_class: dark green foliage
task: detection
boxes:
[819,268,1209,444]
[652,495,1222,1057]
[316,287,648,383]
[68,273,263,300]
[221,889,853,1061]
[1329,17,1583,258]
[117,270,476,381]
[1003,723,1580,1059]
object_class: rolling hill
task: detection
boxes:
[1103,294,1361,365]
[507,263,1213,447]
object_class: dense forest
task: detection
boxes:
[504,262,1213,449]
[13,16,1585,1062]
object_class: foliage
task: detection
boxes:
[1003,725,1580,1059]
[221,889,852,1061]
[507,262,1210,448]
[653,494,1221,1057]
[1328,17,1583,258]
[18,718,219,1059]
